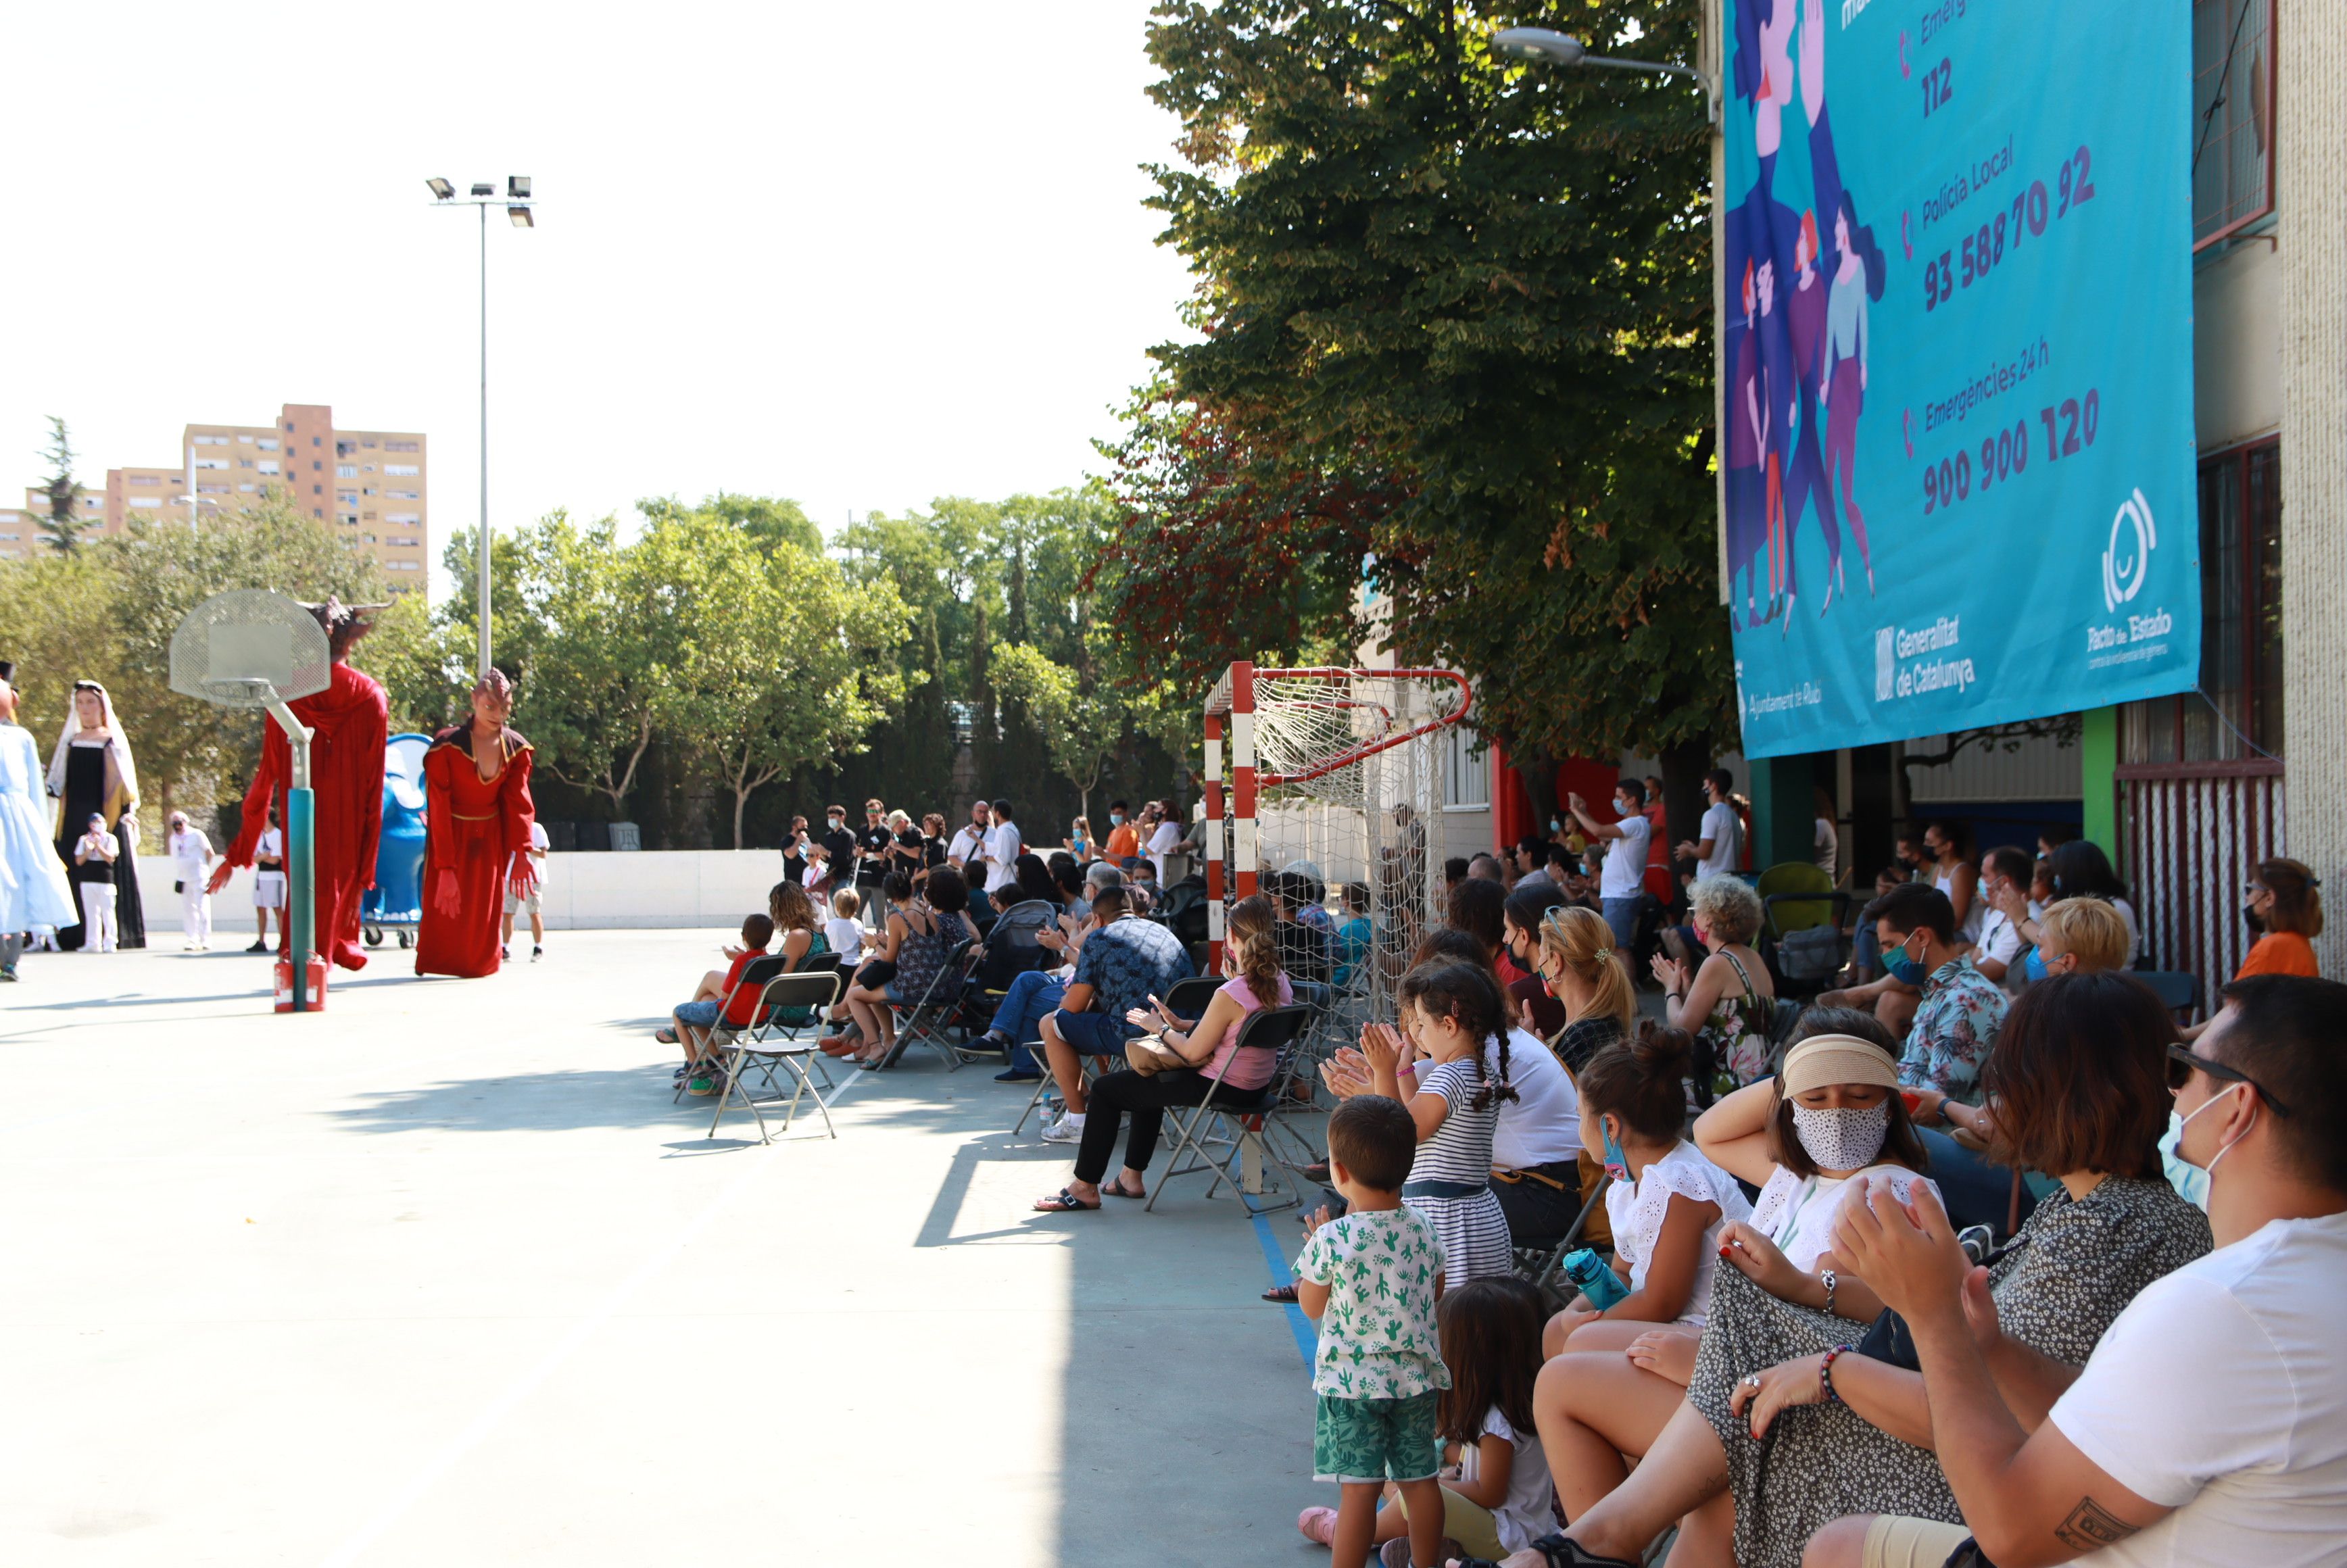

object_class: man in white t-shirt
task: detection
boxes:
[1568,779,1652,956]
[1674,767,1743,883]
[1143,800,1182,885]
[502,818,550,962]
[166,810,217,951]
[945,799,991,904]
[249,806,286,954]
[1972,846,2040,986]
[982,798,1023,898]
[1818,974,2347,1568]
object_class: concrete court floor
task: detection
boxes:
[0,929,1322,1567]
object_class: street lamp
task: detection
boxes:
[425,174,536,679]
[1494,26,1718,122]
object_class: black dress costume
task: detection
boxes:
[53,742,147,950]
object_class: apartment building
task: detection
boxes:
[4,402,429,589]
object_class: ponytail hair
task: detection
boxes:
[1224,892,1286,1002]
[1398,960,1518,1111]
[1537,905,1636,1035]
[1577,1018,1699,1143]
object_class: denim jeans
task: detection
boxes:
[992,969,1065,1073]
[1601,896,1641,955]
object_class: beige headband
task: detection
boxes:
[1781,1033,1902,1096]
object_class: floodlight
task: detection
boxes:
[1495,27,1587,66]
[508,205,533,228]
[470,182,494,197]
[508,175,531,199]
[426,176,455,200]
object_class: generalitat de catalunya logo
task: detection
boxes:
[2102,488,2156,614]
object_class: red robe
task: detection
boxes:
[224,662,389,972]
[414,725,535,979]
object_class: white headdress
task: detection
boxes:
[47,679,141,825]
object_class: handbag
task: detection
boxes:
[1123,1034,1188,1076]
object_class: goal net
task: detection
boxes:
[1202,663,1471,1027]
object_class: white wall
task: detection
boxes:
[130,850,781,938]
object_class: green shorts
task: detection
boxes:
[1313,1390,1440,1484]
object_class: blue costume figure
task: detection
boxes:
[0,662,82,980]
[361,732,431,950]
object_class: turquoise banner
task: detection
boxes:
[1722,0,2199,758]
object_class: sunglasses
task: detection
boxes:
[2165,1042,2293,1118]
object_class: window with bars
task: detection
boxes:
[2192,0,2273,248]
[1443,725,1489,810]
[2121,441,2280,767]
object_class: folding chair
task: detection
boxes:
[1516,1180,1610,1308]
[1013,974,1223,1135]
[673,955,791,1106]
[704,969,845,1144]
[1147,1004,1315,1216]
[879,937,979,1071]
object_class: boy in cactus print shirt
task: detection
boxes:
[1294,1096,1449,1568]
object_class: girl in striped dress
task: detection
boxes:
[1361,959,1518,1285]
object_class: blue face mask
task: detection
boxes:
[1601,1121,1632,1184]
[1109,813,1125,825]
[1883,937,1929,985]
[2023,946,2048,982]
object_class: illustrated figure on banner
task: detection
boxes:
[0,662,80,979]
[212,597,391,972]
[47,679,147,951]
[414,668,537,980]
[1726,0,1883,627]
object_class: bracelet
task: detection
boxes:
[1820,1343,1852,1404]
[1821,1267,1838,1315]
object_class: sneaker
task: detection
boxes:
[0,966,16,982]
[687,1075,719,1097]
[1040,1112,1086,1145]
[531,946,543,961]
[500,945,510,960]
[994,1067,1042,1083]
[246,940,268,954]
[672,1063,692,1083]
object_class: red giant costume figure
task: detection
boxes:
[214,599,389,971]
[414,668,537,979]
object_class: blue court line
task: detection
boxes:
[1251,1210,1318,1373]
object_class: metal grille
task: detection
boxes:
[2121,764,2285,1004]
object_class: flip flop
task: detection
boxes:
[1261,1283,1299,1304]
[1032,1187,1099,1212]
[654,1027,679,1044]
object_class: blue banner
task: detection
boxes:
[1722,0,2199,758]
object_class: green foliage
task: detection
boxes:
[37,416,88,555]
[989,636,1129,821]
[1110,0,1733,773]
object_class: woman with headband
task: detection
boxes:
[47,678,147,951]
[414,668,538,978]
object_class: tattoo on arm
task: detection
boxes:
[2053,1497,2140,1552]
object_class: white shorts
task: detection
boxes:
[253,871,287,909]
[504,887,543,916]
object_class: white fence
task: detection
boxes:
[131,851,783,935]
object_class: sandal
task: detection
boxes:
[1453,1536,1637,1568]
[1032,1187,1098,1212]
[1261,1283,1299,1304]
[655,1027,679,1044]
[1098,1177,1146,1200]
[1297,1507,1338,1546]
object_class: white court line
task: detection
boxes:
[315,1067,871,1568]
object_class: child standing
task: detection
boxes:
[1293,1095,1449,1568]
[1303,1277,1556,1565]
[824,886,865,966]
[1363,961,1518,1286]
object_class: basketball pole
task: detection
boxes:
[266,697,317,1013]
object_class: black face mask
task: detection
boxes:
[2246,906,2265,935]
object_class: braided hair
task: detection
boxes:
[1397,959,1519,1112]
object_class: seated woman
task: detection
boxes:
[1528,905,1637,1075]
[1532,1023,1751,1558]
[826,871,917,1066]
[1650,875,1775,1093]
[1502,883,1570,1039]
[1031,892,1288,1210]
[867,866,973,1069]
[1454,980,2214,1568]
[661,881,817,1052]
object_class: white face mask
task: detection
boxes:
[2173,1080,2253,1179]
[1791,1101,1891,1171]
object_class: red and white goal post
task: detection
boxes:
[1201,662,1472,1024]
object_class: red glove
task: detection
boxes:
[432,867,462,918]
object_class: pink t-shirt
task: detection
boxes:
[1201,974,1294,1090]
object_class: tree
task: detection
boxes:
[37,416,88,554]
[989,637,1130,823]
[1121,1,1731,829]
[640,509,912,846]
